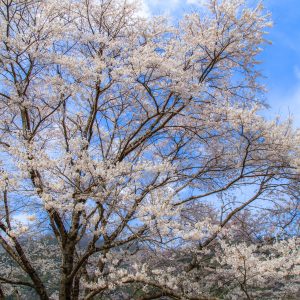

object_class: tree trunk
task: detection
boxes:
[59,243,75,300]
[0,285,4,300]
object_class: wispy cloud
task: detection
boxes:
[267,68,300,126]
[141,0,205,16]
[132,0,151,18]
[186,0,206,5]
[294,65,300,80]
[287,84,300,118]
[142,0,180,16]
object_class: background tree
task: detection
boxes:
[0,0,299,299]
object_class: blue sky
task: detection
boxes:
[261,0,300,124]
[142,0,300,125]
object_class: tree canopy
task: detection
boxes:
[0,0,299,299]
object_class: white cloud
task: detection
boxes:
[150,0,180,5]
[287,85,300,123]
[140,0,206,17]
[142,0,181,16]
[294,65,300,80]
[186,0,206,5]
[132,0,151,18]
[268,82,300,127]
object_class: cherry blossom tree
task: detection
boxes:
[0,0,299,299]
